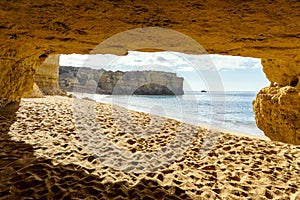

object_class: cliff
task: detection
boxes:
[59,66,184,95]
[0,0,300,144]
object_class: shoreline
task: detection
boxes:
[1,96,299,199]
[99,98,270,141]
[71,92,268,141]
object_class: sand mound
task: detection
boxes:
[0,96,299,199]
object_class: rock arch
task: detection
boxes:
[0,0,299,144]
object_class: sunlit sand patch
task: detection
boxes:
[1,96,299,199]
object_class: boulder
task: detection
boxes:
[253,56,300,144]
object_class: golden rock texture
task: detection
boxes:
[0,0,300,143]
[34,55,65,95]
[262,57,300,87]
[253,56,300,145]
[22,82,44,98]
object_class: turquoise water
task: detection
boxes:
[73,91,265,137]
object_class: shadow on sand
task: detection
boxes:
[0,102,192,199]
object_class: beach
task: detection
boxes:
[1,96,299,199]
[80,91,266,137]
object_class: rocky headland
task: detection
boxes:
[59,66,184,95]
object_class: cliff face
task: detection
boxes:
[1,0,300,143]
[59,66,184,95]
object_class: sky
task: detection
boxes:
[59,51,270,91]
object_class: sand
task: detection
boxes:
[0,96,299,199]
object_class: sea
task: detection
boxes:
[72,91,265,137]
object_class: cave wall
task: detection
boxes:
[34,55,66,95]
[253,56,300,144]
[1,0,300,144]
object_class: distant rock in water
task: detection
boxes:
[59,66,184,95]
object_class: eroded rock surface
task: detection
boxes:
[262,56,300,88]
[1,0,300,104]
[59,66,184,95]
[22,83,44,98]
[253,57,300,145]
[35,55,66,95]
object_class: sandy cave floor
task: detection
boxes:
[0,96,300,199]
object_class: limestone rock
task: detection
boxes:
[262,56,300,87]
[22,83,44,98]
[59,66,184,95]
[35,55,66,96]
[253,56,300,145]
[1,0,300,106]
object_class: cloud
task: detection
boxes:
[59,54,89,67]
[60,53,118,68]
[177,66,195,72]
[59,51,262,72]
[207,54,261,71]
[156,56,167,62]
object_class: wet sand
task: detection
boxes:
[0,96,299,199]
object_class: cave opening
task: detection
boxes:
[56,52,269,138]
[58,52,270,93]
